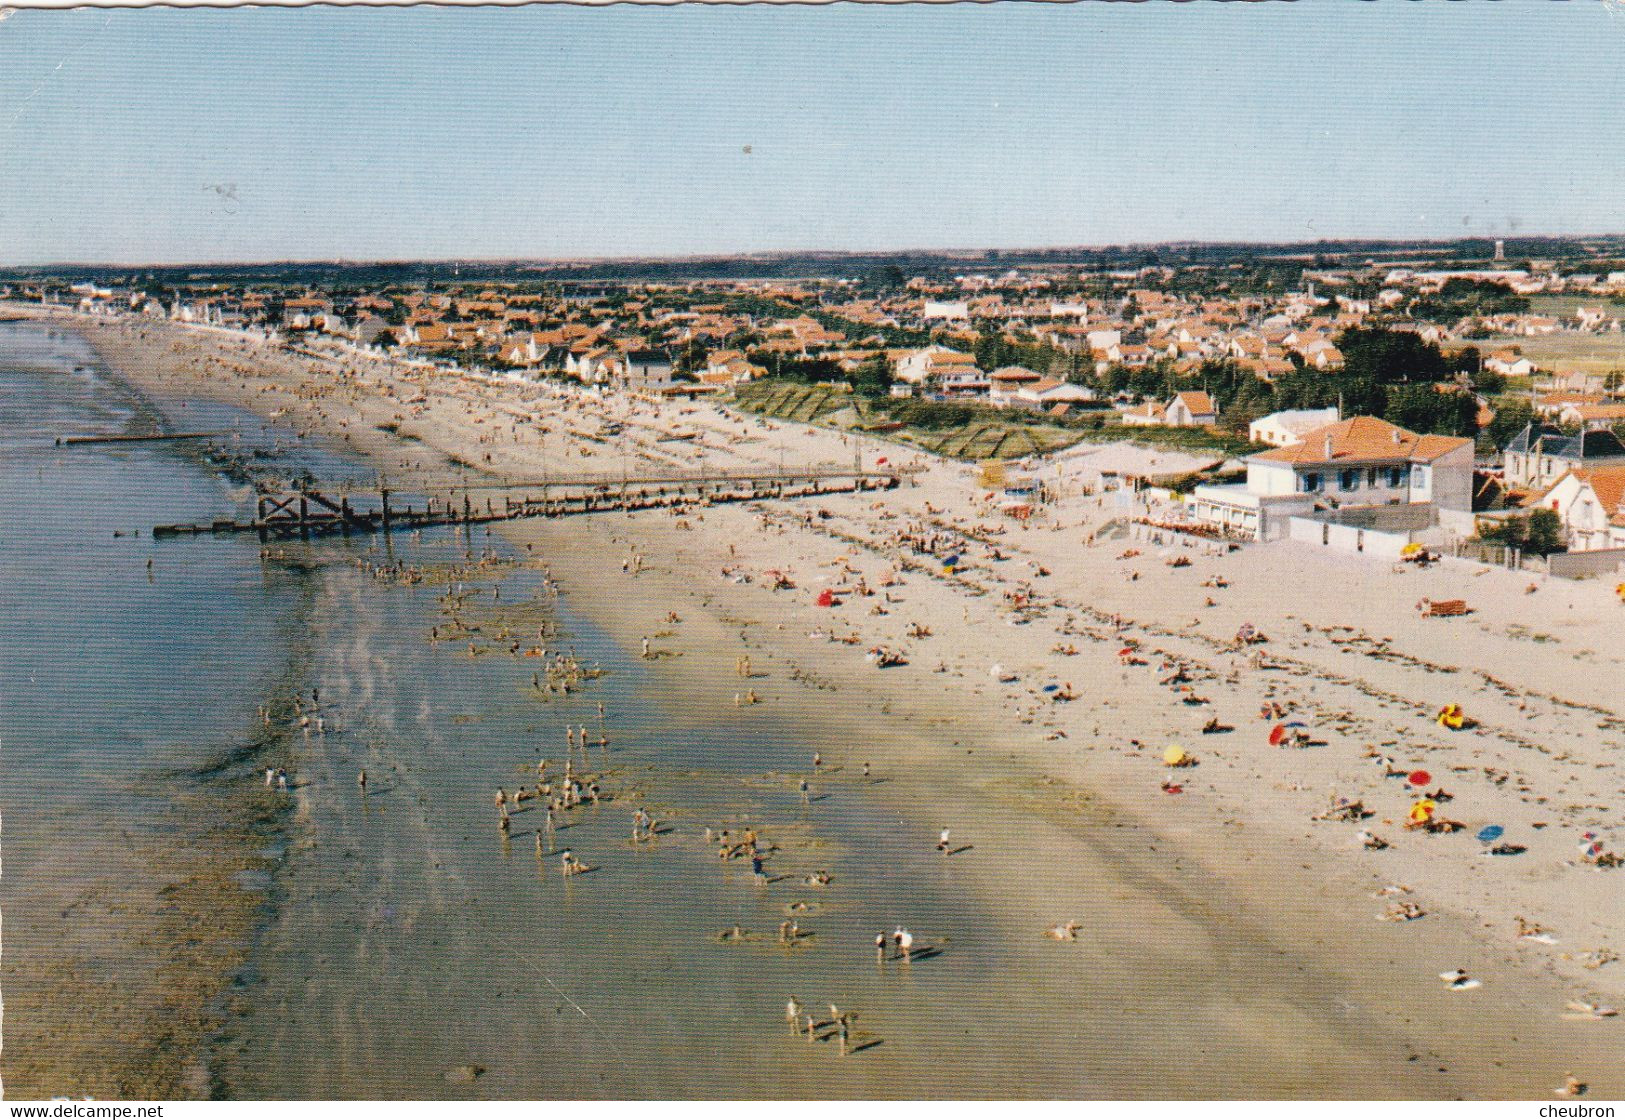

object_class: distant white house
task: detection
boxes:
[1119,390,1215,429]
[986,366,1043,407]
[1483,349,1537,378]
[1165,390,1217,427]
[922,300,970,321]
[1249,407,1340,448]
[895,345,983,393]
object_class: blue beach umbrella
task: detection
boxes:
[1476,825,1505,845]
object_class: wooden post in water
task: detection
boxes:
[380,487,391,532]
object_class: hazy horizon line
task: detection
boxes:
[4,230,1619,275]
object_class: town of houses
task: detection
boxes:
[14,250,1625,569]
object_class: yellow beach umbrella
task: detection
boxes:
[1162,745,1187,767]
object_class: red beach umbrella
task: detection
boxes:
[1408,769,1431,787]
[1268,724,1289,746]
[815,588,835,608]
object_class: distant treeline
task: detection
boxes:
[9,234,1625,287]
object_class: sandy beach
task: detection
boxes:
[15,305,1625,1099]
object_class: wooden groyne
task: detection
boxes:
[57,431,223,447]
[152,466,904,541]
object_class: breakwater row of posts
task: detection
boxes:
[151,465,905,540]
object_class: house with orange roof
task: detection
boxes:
[1557,402,1625,429]
[1120,390,1215,428]
[1530,465,1625,551]
[700,349,767,386]
[1483,348,1537,378]
[1011,377,1095,411]
[894,345,982,390]
[1166,390,1217,426]
[1189,416,1475,543]
[986,366,1044,407]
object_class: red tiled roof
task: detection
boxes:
[1174,390,1215,415]
[1252,415,1471,466]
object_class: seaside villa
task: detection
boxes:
[1530,465,1625,552]
[1501,423,1625,491]
[1188,416,1475,547]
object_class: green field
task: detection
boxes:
[1477,330,1625,377]
[902,422,1079,460]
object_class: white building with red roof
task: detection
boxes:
[1189,416,1475,543]
[1530,465,1625,552]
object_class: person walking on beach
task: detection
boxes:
[265,766,276,788]
[937,827,951,855]
[641,636,651,659]
[893,928,914,961]
[752,855,767,886]
[798,778,810,806]
[875,932,888,963]
[276,768,289,792]
[862,762,871,780]
[786,997,802,1034]
[812,752,822,773]
[357,769,367,793]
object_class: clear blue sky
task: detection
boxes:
[1,1,1622,266]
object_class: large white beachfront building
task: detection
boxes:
[1189,416,1475,545]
